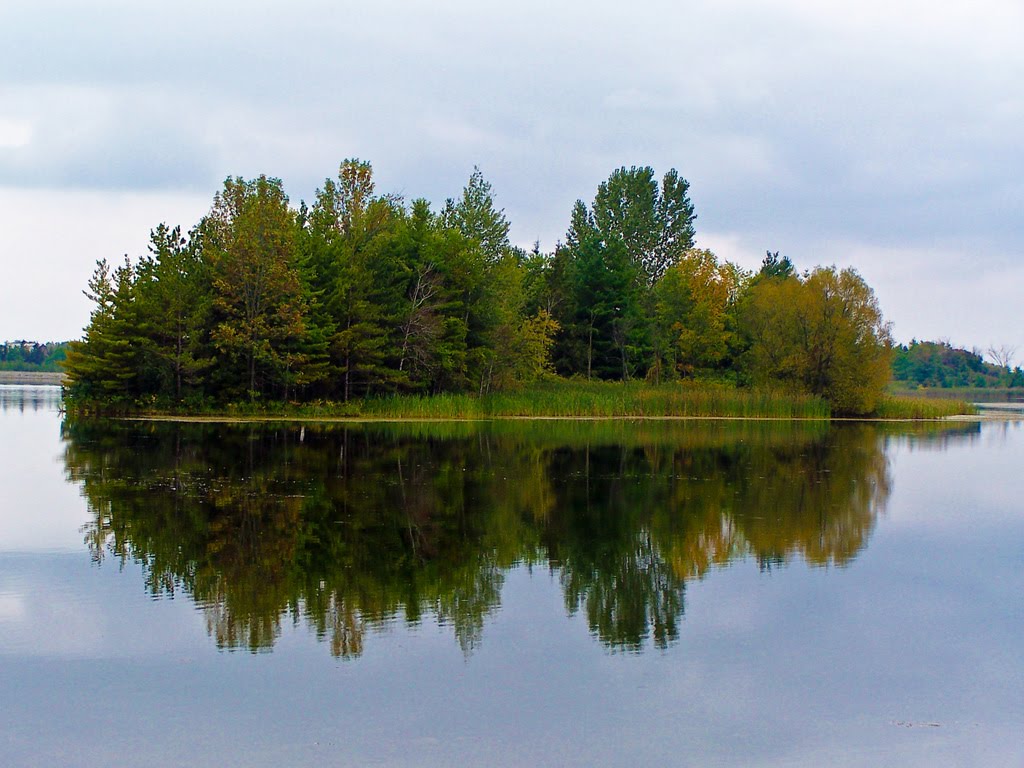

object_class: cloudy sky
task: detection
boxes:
[1,0,1021,358]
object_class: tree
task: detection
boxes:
[205,176,309,399]
[758,250,794,280]
[442,166,511,263]
[387,199,475,392]
[571,226,642,380]
[302,160,403,400]
[799,267,892,413]
[654,249,740,377]
[737,273,803,386]
[987,344,1017,371]
[134,224,211,400]
[64,257,144,403]
[475,252,560,392]
[739,266,893,414]
[590,166,696,285]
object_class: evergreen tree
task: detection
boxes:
[303,160,402,400]
[205,176,311,400]
[64,258,144,403]
[133,224,211,401]
[442,166,511,263]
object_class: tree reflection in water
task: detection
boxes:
[60,418,961,656]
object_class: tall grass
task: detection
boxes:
[871,395,974,420]
[889,386,1023,403]
[77,379,976,422]
[359,380,830,420]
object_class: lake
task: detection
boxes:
[1,384,1021,766]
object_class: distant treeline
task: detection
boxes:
[65,161,894,415]
[892,341,1023,389]
[0,340,69,371]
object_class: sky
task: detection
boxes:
[1,0,1021,360]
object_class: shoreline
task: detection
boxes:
[0,371,65,385]
[118,413,1011,425]
[45,380,988,422]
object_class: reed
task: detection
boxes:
[358,380,830,420]
[68,380,977,421]
[871,395,974,420]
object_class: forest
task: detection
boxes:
[892,340,1023,389]
[64,161,894,415]
[0,340,68,371]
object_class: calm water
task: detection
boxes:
[1,384,1022,766]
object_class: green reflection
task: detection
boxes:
[61,418,929,656]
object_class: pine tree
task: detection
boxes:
[205,176,310,400]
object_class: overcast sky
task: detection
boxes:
[1,0,1021,359]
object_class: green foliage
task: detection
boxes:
[64,258,146,403]
[64,160,899,417]
[134,224,211,399]
[206,175,312,400]
[758,250,794,280]
[591,166,696,285]
[891,340,1023,389]
[737,266,893,416]
[653,249,742,378]
[871,395,974,420]
[567,227,644,380]
[301,159,403,400]
[442,166,511,263]
[0,340,69,371]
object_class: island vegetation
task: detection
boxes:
[62,160,957,418]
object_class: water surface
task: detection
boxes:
[1,386,1021,766]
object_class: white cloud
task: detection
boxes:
[0,118,32,149]
[0,0,1020,342]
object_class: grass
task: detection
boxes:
[358,380,830,420]
[870,395,975,420]
[889,385,1023,403]
[64,379,981,422]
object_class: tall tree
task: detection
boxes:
[303,160,403,400]
[64,257,143,403]
[738,266,892,414]
[442,166,511,263]
[591,166,696,285]
[654,249,741,378]
[205,176,309,399]
[571,229,642,380]
[134,224,211,400]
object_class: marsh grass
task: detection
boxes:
[871,395,974,420]
[69,379,977,421]
[889,386,1023,403]
[358,380,830,420]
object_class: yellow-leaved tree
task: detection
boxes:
[740,266,892,415]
